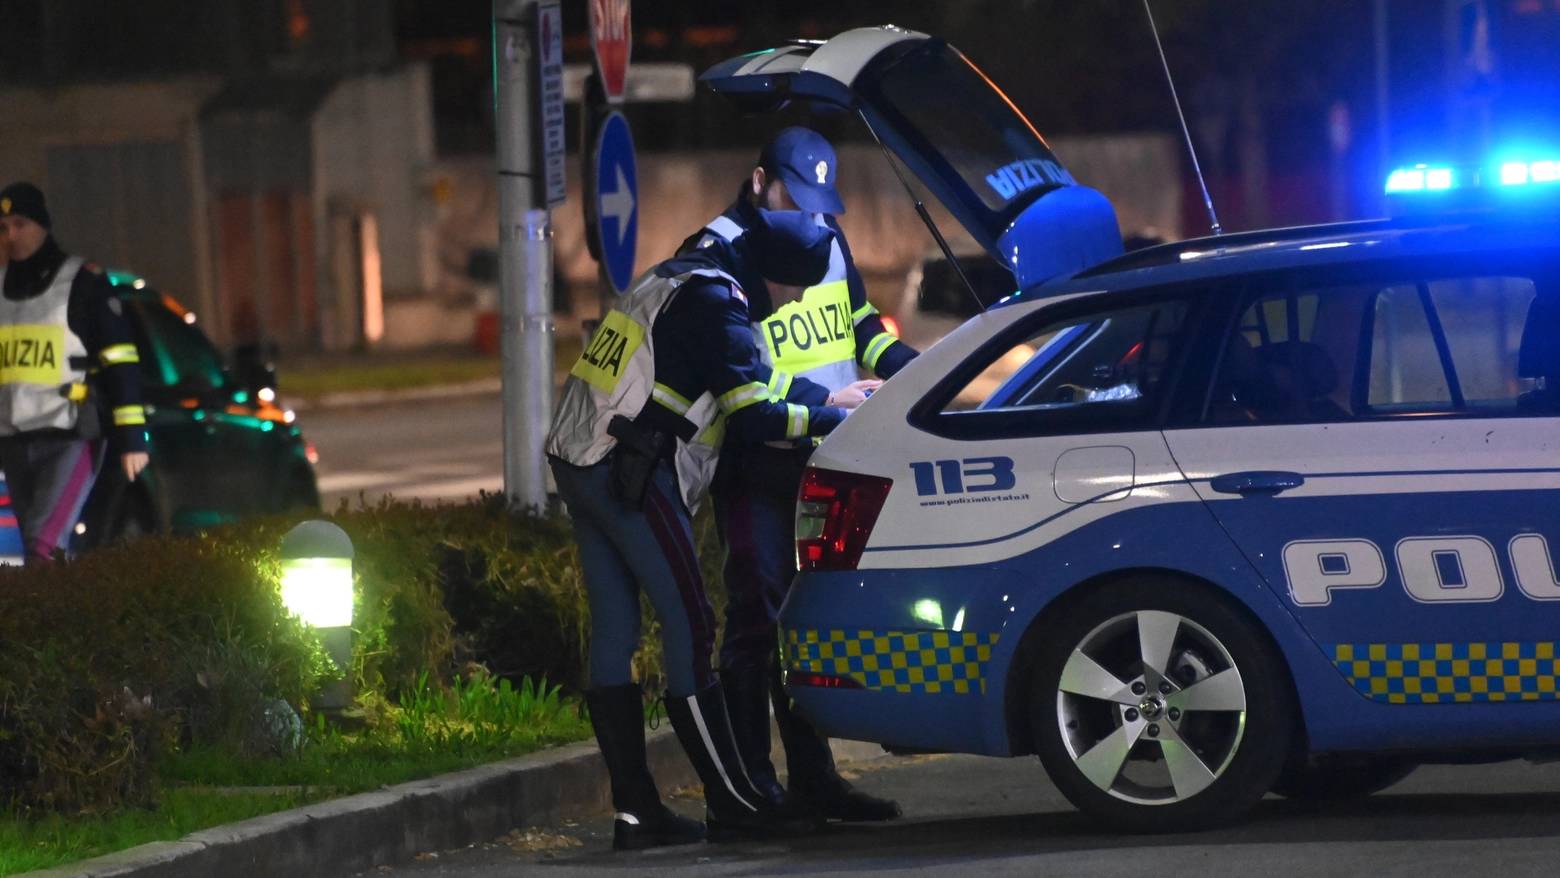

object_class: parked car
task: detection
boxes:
[3,273,322,554]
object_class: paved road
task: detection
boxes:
[300,395,506,509]
[362,753,1560,877]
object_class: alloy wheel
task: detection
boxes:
[1055,609,1248,805]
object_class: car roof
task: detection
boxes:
[1010,212,1560,307]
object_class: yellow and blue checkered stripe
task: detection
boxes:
[1330,642,1560,704]
[784,629,999,694]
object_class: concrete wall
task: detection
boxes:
[430,133,1181,328]
[311,62,439,349]
[0,79,223,321]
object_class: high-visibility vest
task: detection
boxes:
[700,214,860,395]
[546,266,734,511]
[0,257,91,435]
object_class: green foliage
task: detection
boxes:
[0,495,634,818]
[0,787,329,876]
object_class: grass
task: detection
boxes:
[0,788,332,876]
[280,355,501,401]
[1,672,594,875]
[278,337,585,403]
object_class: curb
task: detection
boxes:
[23,732,885,878]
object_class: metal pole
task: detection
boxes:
[494,0,554,511]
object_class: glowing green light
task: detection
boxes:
[280,558,354,628]
[912,599,943,628]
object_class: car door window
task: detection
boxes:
[1206,268,1546,424]
[917,298,1191,438]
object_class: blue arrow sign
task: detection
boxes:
[595,112,638,293]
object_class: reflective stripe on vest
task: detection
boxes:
[546,266,740,512]
[0,257,91,435]
[700,213,861,393]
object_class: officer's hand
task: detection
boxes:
[122,452,150,482]
[828,380,883,410]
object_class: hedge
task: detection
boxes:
[0,493,720,816]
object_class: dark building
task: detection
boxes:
[0,0,437,353]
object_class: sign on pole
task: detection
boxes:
[536,0,566,206]
[588,0,631,104]
[594,112,638,293]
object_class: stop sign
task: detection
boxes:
[589,0,631,103]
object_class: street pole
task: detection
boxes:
[494,0,553,511]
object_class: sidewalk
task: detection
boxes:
[24,731,884,878]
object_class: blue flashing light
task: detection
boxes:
[1386,164,1455,193]
[1386,167,1427,192]
[1385,157,1560,196]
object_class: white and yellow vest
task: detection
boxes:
[546,267,736,511]
[0,257,90,435]
[701,214,861,395]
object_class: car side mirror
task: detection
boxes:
[233,343,279,395]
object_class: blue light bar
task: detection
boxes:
[1385,159,1560,194]
[1386,164,1455,193]
[1496,160,1560,186]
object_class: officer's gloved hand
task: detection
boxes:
[829,380,882,410]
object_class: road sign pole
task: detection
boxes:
[493,0,556,511]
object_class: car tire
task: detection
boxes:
[1272,755,1417,803]
[104,488,158,546]
[1030,576,1294,833]
[282,464,321,512]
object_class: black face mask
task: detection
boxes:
[3,235,66,300]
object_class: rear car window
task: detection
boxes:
[918,298,1192,438]
[128,300,228,392]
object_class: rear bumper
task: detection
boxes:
[778,567,1028,755]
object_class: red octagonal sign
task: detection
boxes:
[589,0,631,104]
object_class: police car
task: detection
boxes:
[708,28,1560,831]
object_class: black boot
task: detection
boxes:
[665,682,815,842]
[585,684,706,850]
[772,660,902,822]
[718,664,794,808]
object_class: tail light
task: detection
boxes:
[786,670,864,690]
[796,467,893,572]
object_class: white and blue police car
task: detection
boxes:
[706,28,1560,831]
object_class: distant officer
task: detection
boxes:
[681,128,917,822]
[548,208,877,849]
[0,183,148,562]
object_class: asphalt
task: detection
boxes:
[362,753,1560,877]
[301,394,504,509]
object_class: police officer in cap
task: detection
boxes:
[680,128,916,822]
[0,183,147,562]
[548,208,877,850]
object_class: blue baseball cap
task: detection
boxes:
[758,127,845,216]
[742,208,836,287]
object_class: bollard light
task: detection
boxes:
[279,520,355,711]
[279,520,355,628]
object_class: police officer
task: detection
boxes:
[682,128,917,822]
[548,208,877,850]
[0,183,147,563]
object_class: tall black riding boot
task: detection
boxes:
[773,658,902,822]
[585,684,706,850]
[718,664,794,808]
[665,681,815,842]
